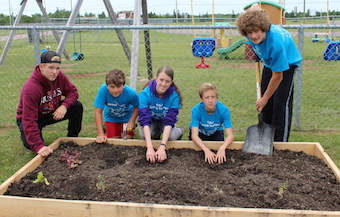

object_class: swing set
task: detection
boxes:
[1,0,133,66]
[71,15,84,61]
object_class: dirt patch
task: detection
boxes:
[5,141,340,211]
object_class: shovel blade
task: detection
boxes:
[242,122,275,156]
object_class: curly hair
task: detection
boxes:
[236,9,271,37]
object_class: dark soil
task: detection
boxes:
[5,141,340,211]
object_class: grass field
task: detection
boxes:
[0,26,339,184]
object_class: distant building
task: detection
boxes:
[117,11,134,19]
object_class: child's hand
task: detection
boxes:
[204,150,217,164]
[38,146,53,157]
[216,149,227,164]
[146,147,157,163]
[156,145,167,162]
[96,135,107,143]
[126,122,136,132]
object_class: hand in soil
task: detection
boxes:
[216,149,227,164]
[146,147,157,163]
[155,146,167,163]
[204,149,217,164]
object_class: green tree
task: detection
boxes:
[84,12,96,17]
[148,11,159,18]
[21,15,33,23]
[31,13,42,23]
[0,13,10,25]
[49,8,71,18]
[98,12,106,18]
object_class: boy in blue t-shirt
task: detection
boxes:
[94,69,139,143]
[189,83,234,164]
[236,4,302,142]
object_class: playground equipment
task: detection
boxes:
[0,0,71,65]
[72,16,84,61]
[1,0,133,67]
[192,37,216,68]
[217,38,245,59]
[323,41,340,61]
[244,0,286,25]
[214,22,232,49]
[312,33,331,43]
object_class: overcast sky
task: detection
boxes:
[2,0,339,17]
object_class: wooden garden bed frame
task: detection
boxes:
[1,138,340,217]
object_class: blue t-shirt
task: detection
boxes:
[190,101,232,136]
[139,86,180,120]
[94,84,139,123]
[247,25,302,72]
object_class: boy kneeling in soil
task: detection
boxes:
[94,69,139,143]
[189,83,234,164]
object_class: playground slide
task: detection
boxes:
[218,38,246,59]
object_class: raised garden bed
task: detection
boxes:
[1,138,340,217]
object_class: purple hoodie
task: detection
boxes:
[138,80,179,127]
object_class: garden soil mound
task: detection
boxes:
[5,141,340,211]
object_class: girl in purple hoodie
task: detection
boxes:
[138,66,183,163]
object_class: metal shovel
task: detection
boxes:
[242,55,275,156]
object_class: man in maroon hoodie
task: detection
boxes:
[16,51,83,156]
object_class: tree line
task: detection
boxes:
[1,8,339,25]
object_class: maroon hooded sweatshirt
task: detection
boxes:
[16,65,79,152]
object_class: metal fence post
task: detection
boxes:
[293,25,304,130]
[32,28,41,65]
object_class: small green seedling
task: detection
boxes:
[96,175,106,192]
[278,178,289,197]
[230,157,235,163]
[32,171,50,185]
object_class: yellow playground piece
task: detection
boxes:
[214,22,232,49]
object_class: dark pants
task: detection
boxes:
[188,129,224,141]
[17,101,83,149]
[261,66,297,142]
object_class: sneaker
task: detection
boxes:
[26,148,33,153]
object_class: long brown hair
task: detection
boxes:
[143,66,183,107]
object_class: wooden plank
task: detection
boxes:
[59,137,245,150]
[1,196,340,217]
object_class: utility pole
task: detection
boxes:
[175,0,178,23]
[8,0,12,25]
[303,0,306,24]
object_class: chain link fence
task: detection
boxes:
[0,22,339,139]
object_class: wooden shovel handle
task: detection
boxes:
[255,55,261,100]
